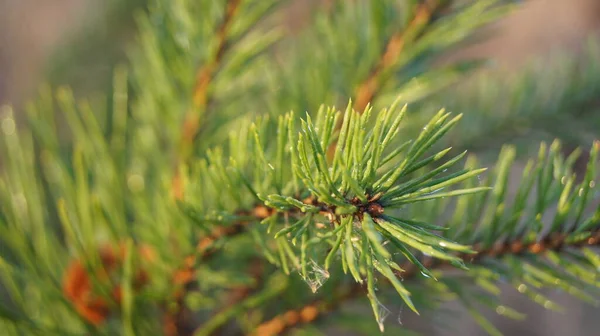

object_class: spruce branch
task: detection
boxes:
[253,229,600,336]
[4,1,600,335]
[178,101,493,330]
[249,139,600,335]
[16,90,594,334]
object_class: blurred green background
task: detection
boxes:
[1,0,600,334]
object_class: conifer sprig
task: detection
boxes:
[251,140,600,335]
[182,101,491,325]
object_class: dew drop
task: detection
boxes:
[517,284,527,293]
[439,242,447,247]
[543,300,553,309]
[590,181,596,188]
[420,271,431,279]
[1,116,15,135]
[496,305,506,315]
[127,174,145,192]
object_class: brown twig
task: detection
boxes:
[252,229,600,336]
[166,2,243,328]
[195,258,265,336]
[249,288,359,336]
[63,184,599,335]
[163,205,276,336]
[172,0,242,200]
[164,194,388,335]
[353,0,438,112]
[325,1,439,160]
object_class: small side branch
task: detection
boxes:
[173,0,242,200]
[163,205,275,336]
[253,228,600,336]
[250,289,359,336]
[353,0,437,112]
[166,195,386,335]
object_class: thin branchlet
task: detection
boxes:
[255,228,600,336]
[354,0,439,112]
[164,204,274,336]
[326,1,440,159]
[166,194,388,335]
[172,0,243,200]
[165,2,246,329]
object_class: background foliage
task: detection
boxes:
[1,0,600,335]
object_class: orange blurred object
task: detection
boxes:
[62,243,153,325]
